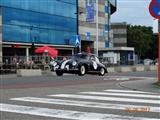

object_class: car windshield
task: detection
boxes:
[70,54,89,60]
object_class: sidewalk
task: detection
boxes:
[119,78,160,93]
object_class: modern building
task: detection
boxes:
[0,0,77,57]
[0,0,117,61]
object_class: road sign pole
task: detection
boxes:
[158,32,160,81]
[149,0,160,82]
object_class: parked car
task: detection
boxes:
[154,58,158,65]
[143,59,153,65]
[54,53,108,76]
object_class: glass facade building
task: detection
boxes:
[1,0,77,45]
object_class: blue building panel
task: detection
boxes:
[1,0,77,45]
[105,6,109,13]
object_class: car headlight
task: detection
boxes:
[72,61,77,66]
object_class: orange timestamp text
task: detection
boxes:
[124,107,150,112]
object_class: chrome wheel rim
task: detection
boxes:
[100,68,105,75]
[81,66,85,74]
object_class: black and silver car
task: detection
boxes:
[54,53,107,76]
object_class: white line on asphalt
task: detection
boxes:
[0,103,159,120]
[49,94,160,104]
[103,77,130,81]
[103,89,157,94]
[105,76,157,80]
[79,92,160,99]
[11,97,160,113]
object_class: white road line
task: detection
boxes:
[0,103,159,120]
[104,89,157,94]
[49,94,160,104]
[11,97,160,113]
[103,77,130,81]
[105,76,157,80]
[79,92,160,99]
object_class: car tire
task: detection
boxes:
[99,67,105,76]
[56,71,63,76]
[78,65,86,76]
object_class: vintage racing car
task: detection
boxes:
[54,53,107,76]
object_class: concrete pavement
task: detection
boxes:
[118,78,160,93]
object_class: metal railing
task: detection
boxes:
[0,55,69,74]
[0,55,134,74]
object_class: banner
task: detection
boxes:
[86,0,94,22]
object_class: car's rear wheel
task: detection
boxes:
[56,71,63,76]
[78,65,86,76]
[99,67,105,76]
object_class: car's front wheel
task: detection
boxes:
[78,65,86,76]
[99,67,105,76]
[56,71,63,76]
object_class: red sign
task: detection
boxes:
[149,0,160,19]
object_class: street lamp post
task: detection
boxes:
[96,0,99,57]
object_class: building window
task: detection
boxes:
[105,24,109,31]
[105,41,109,48]
[1,0,77,45]
[105,6,109,13]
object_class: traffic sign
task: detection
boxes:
[85,32,91,40]
[149,0,160,19]
[75,35,80,47]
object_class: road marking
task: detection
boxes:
[0,103,159,120]
[11,97,160,113]
[49,94,160,104]
[79,92,160,99]
[104,89,157,94]
[105,76,157,80]
[103,77,130,81]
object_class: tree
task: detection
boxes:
[127,25,153,59]
[148,34,158,59]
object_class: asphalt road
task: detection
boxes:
[0,71,159,120]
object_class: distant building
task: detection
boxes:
[111,22,127,47]
[99,22,135,65]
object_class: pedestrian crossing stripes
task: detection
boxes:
[0,103,159,120]
[49,94,160,104]
[1,89,160,120]
[79,92,160,99]
[104,89,158,94]
[11,97,160,113]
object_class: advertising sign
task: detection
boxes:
[86,0,94,22]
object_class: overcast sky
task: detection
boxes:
[111,0,155,27]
